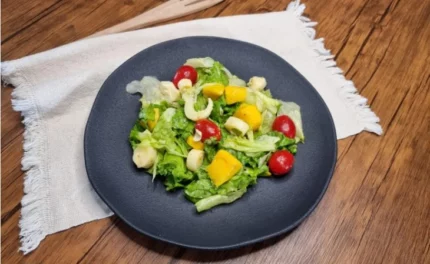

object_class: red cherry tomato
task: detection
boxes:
[268,150,294,176]
[195,119,221,142]
[272,115,296,138]
[172,65,198,88]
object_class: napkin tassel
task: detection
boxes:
[287,0,383,135]
[2,62,49,254]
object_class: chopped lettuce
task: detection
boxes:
[152,108,188,157]
[245,89,281,114]
[226,149,260,168]
[287,144,298,154]
[226,150,270,177]
[258,153,271,168]
[186,164,267,212]
[278,102,305,142]
[218,172,257,194]
[129,121,146,149]
[129,125,165,150]
[194,94,208,111]
[184,57,215,68]
[195,190,246,212]
[127,57,305,212]
[171,107,192,130]
[174,138,189,156]
[210,96,240,124]
[267,131,296,148]
[152,108,175,135]
[210,97,225,123]
[228,75,246,87]
[204,144,217,163]
[171,108,194,140]
[259,110,276,134]
[196,167,210,179]
[221,134,280,153]
[138,102,169,122]
[196,61,229,86]
[158,153,194,190]
[185,178,216,203]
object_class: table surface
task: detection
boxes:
[2,0,430,263]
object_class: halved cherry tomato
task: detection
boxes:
[272,115,296,138]
[173,65,198,88]
[195,119,221,142]
[268,150,294,176]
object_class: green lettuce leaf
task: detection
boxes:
[184,57,215,68]
[196,167,210,179]
[138,101,169,122]
[217,173,255,195]
[171,108,194,140]
[203,144,218,163]
[278,102,305,142]
[266,131,296,148]
[195,190,246,212]
[186,162,264,212]
[196,61,229,86]
[129,121,146,149]
[259,110,276,134]
[221,134,280,153]
[194,93,208,111]
[184,179,216,203]
[225,149,259,168]
[157,153,194,191]
[287,144,298,154]
[128,125,166,151]
[210,96,240,124]
[245,89,281,114]
[210,97,225,124]
[245,165,270,178]
[152,108,188,157]
[228,75,246,87]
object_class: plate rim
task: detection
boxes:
[84,36,337,250]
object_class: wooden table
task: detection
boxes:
[2,0,429,263]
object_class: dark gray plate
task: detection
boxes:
[84,36,337,250]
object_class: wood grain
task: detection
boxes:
[2,0,430,263]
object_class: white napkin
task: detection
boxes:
[1,0,382,254]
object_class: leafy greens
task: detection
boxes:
[127,57,304,212]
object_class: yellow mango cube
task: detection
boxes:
[234,103,262,131]
[207,150,243,187]
[147,108,160,131]
[225,86,247,105]
[202,83,225,100]
[186,136,204,150]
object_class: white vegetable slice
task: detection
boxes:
[183,93,213,121]
[186,149,204,172]
[133,145,157,169]
[160,81,180,102]
[178,78,193,91]
[193,129,203,142]
[224,116,250,136]
[248,76,267,91]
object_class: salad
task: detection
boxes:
[126,57,304,212]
